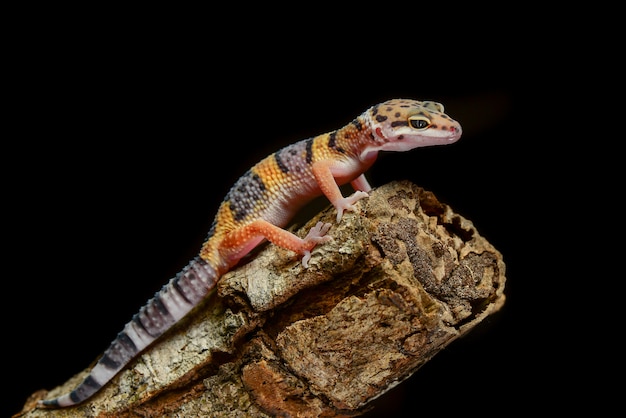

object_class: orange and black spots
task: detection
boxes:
[228,169,267,222]
[328,131,337,148]
[351,119,363,131]
[328,131,346,154]
[274,151,290,173]
[274,140,312,175]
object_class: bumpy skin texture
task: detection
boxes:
[39,99,462,408]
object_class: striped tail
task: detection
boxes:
[39,256,219,408]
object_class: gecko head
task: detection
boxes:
[360,98,462,161]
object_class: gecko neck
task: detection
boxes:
[333,115,380,164]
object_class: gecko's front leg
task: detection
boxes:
[312,161,370,222]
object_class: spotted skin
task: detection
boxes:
[39,99,462,408]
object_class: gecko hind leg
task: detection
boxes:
[220,220,333,268]
[301,221,332,268]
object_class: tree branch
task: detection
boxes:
[19,180,506,417]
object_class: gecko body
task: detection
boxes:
[39,98,462,408]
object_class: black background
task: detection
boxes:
[5,10,611,418]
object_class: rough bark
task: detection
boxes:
[19,180,506,417]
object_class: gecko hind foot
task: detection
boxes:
[301,222,333,268]
[304,221,332,244]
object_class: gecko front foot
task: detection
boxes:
[301,221,332,268]
[334,191,369,222]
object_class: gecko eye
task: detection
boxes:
[408,116,430,130]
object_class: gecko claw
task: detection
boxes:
[302,251,311,268]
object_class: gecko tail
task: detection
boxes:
[38,256,220,409]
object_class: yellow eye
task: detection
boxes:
[408,116,430,130]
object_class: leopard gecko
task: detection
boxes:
[39,98,462,408]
